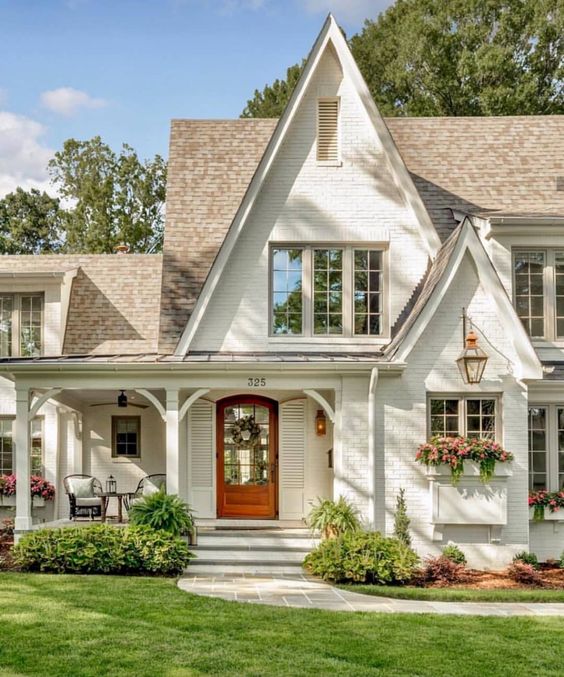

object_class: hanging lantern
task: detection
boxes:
[117,390,128,408]
[456,330,488,384]
[106,475,117,494]
[315,409,327,436]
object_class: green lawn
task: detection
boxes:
[339,584,564,603]
[1,574,564,677]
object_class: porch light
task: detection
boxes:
[117,390,128,408]
[315,409,327,436]
[106,475,117,494]
[456,309,488,384]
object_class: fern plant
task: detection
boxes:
[128,491,194,537]
[307,496,361,540]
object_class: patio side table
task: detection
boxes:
[99,492,129,523]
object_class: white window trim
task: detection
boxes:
[528,403,564,492]
[0,415,43,475]
[269,244,390,339]
[512,248,564,341]
[427,394,501,442]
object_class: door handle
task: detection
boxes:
[270,463,276,482]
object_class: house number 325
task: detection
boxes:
[248,377,266,387]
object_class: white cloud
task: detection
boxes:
[0,111,54,197]
[40,87,107,117]
[301,0,390,23]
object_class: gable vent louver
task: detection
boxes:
[317,98,340,163]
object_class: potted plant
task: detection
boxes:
[307,496,361,540]
[529,490,564,521]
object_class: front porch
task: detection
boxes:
[3,364,375,533]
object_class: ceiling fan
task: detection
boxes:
[88,390,148,410]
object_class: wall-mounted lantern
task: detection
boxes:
[117,390,128,408]
[315,409,327,436]
[456,308,489,384]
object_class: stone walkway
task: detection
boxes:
[178,574,564,616]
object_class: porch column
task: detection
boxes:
[165,389,180,496]
[15,386,32,532]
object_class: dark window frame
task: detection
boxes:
[111,416,141,459]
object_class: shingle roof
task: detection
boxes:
[160,115,564,352]
[158,119,278,353]
[0,254,162,355]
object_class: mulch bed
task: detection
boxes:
[425,565,564,590]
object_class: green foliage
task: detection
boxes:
[13,524,192,575]
[512,551,540,569]
[442,543,467,565]
[241,62,305,118]
[303,530,419,583]
[48,136,167,254]
[128,491,194,537]
[307,496,361,540]
[0,188,62,254]
[243,1,563,118]
[393,488,411,547]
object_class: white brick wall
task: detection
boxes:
[376,253,529,567]
[191,45,429,352]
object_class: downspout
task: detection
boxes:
[368,367,379,529]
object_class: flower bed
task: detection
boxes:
[529,490,564,521]
[416,435,513,484]
[0,474,55,502]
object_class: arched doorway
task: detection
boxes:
[216,395,278,518]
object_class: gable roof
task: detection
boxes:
[165,15,441,355]
[0,254,162,355]
[386,219,542,380]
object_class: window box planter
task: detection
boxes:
[529,507,564,522]
[0,496,45,508]
[426,462,511,529]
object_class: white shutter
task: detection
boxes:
[188,400,215,518]
[279,400,305,519]
[317,98,340,162]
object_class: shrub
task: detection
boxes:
[559,552,564,569]
[128,491,194,537]
[419,555,467,586]
[507,561,543,586]
[441,543,467,565]
[307,496,361,540]
[513,551,539,570]
[0,518,14,541]
[393,488,411,547]
[13,524,192,575]
[303,530,419,584]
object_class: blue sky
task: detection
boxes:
[0,0,393,196]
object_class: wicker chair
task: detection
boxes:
[63,474,103,520]
[124,474,166,511]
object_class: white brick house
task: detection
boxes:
[0,16,563,567]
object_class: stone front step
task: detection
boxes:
[186,527,317,576]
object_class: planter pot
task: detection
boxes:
[426,461,511,527]
[0,496,46,507]
[529,507,564,522]
[32,497,45,507]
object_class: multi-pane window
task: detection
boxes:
[272,249,303,335]
[112,417,141,458]
[270,246,386,337]
[514,251,544,337]
[0,294,43,357]
[429,397,497,439]
[528,407,547,491]
[313,249,343,335]
[0,417,43,475]
[30,418,43,475]
[0,418,13,475]
[527,405,564,491]
[354,250,383,336]
[513,250,564,340]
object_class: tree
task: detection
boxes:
[393,488,411,547]
[0,188,63,254]
[241,62,305,118]
[48,137,167,254]
[242,0,563,118]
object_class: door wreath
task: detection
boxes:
[230,415,262,448]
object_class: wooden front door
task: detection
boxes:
[217,395,278,519]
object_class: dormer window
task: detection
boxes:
[0,293,43,357]
[316,97,340,164]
